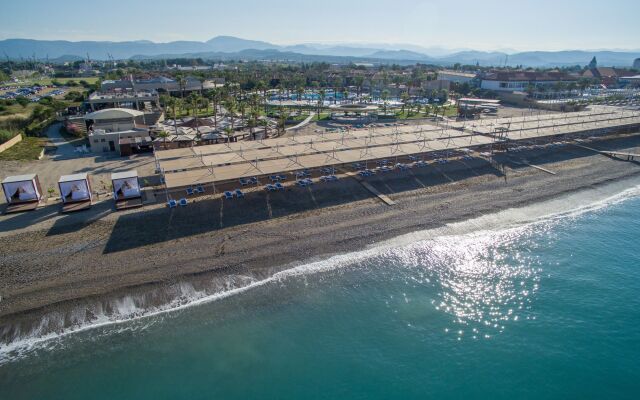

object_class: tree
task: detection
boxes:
[157,130,169,149]
[15,96,30,108]
[400,92,409,115]
[381,89,390,115]
[277,110,287,137]
[354,76,364,99]
[223,126,234,143]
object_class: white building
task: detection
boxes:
[85,108,151,154]
[480,71,577,92]
[437,70,477,84]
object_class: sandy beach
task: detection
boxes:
[1,133,640,339]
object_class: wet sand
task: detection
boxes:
[1,134,640,327]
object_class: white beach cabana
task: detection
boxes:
[1,174,43,213]
[111,170,143,210]
[58,173,92,212]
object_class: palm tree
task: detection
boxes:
[260,119,269,139]
[354,76,364,100]
[381,89,390,115]
[165,96,178,120]
[318,88,326,119]
[277,110,287,137]
[177,74,186,100]
[157,130,170,149]
[256,80,268,112]
[224,97,237,130]
[295,86,304,102]
[223,126,234,143]
[400,92,409,116]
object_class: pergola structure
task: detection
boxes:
[155,108,640,193]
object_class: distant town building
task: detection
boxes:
[582,67,637,87]
[588,56,598,69]
[480,71,577,92]
[633,58,640,69]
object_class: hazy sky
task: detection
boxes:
[2,0,639,51]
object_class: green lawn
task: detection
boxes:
[0,136,47,160]
[30,77,100,86]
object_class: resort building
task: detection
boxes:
[437,70,477,84]
[87,89,161,112]
[84,108,153,155]
[101,75,219,94]
[480,71,578,92]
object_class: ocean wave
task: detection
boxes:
[1,177,639,364]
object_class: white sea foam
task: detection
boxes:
[1,176,640,363]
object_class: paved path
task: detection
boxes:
[286,112,316,132]
[44,122,79,159]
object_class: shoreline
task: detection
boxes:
[1,134,640,347]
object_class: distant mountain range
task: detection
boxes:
[1,36,639,68]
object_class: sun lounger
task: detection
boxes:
[296,180,308,187]
[275,182,285,190]
[167,199,177,208]
[239,179,250,186]
[235,189,244,198]
[250,177,259,184]
[264,184,277,191]
[224,191,234,199]
[270,175,280,182]
[278,175,287,180]
[178,198,188,206]
[186,187,194,195]
[196,185,205,193]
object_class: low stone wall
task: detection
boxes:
[0,133,22,153]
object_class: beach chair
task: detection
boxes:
[186,187,194,196]
[264,184,276,192]
[270,175,280,182]
[224,191,234,199]
[239,179,249,186]
[235,189,245,198]
[296,180,308,187]
[196,185,205,194]
[250,177,259,184]
[167,199,177,208]
[278,175,287,181]
[178,198,188,206]
[275,182,285,191]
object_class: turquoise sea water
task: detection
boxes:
[1,183,640,399]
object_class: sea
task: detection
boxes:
[1,176,640,399]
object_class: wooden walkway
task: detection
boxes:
[344,171,396,206]
[574,144,640,161]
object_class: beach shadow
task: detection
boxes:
[102,179,379,254]
[46,202,113,236]
[0,203,60,233]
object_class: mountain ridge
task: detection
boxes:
[1,36,638,67]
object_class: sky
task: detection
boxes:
[1,0,639,52]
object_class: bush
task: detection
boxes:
[0,129,18,144]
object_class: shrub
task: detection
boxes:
[0,129,18,144]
